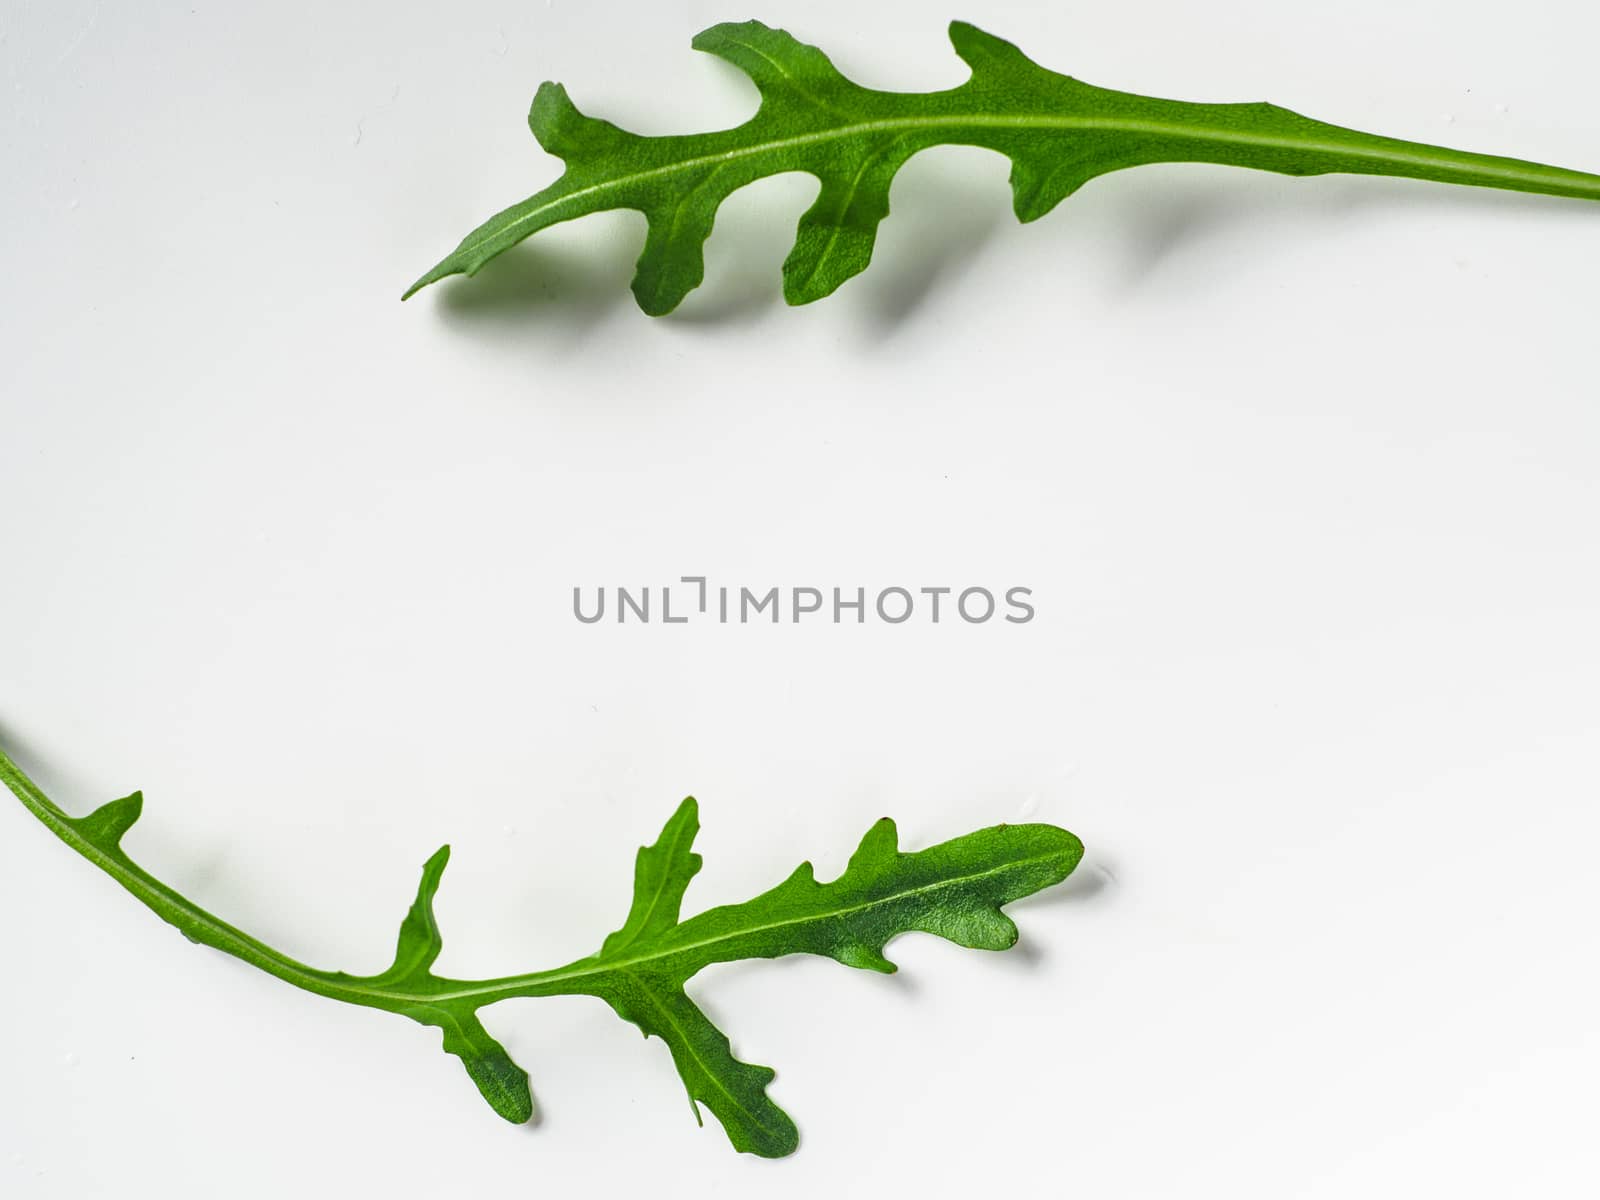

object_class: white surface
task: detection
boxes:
[3,1,1599,1195]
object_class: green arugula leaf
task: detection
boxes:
[405,19,1600,314]
[0,745,1082,1156]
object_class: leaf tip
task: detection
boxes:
[438,1015,535,1124]
[401,261,456,301]
[690,19,778,54]
[780,271,836,308]
[1008,159,1090,224]
[475,1058,536,1125]
[413,844,452,902]
[745,1118,800,1158]
[654,796,701,854]
[1051,827,1087,879]
[629,270,690,317]
[996,912,1021,950]
[839,941,897,974]
[947,20,1027,72]
[851,816,900,863]
[74,791,144,849]
[527,80,577,152]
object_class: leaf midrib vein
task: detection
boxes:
[459,109,1591,260]
[3,750,1061,1021]
[417,849,1062,1005]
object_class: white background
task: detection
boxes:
[3,1,1598,1195]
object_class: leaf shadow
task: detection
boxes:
[1105,169,1600,294]
[0,718,51,787]
[847,151,1009,337]
[162,844,234,912]
[999,858,1118,968]
[858,210,1004,338]
[0,718,122,819]
[426,220,644,352]
[516,1093,547,1131]
[665,174,808,327]
[417,158,1012,339]
[412,157,1600,340]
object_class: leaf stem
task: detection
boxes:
[1,745,1073,1011]
[0,746,388,1008]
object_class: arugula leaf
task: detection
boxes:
[0,745,1081,1156]
[405,19,1600,313]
